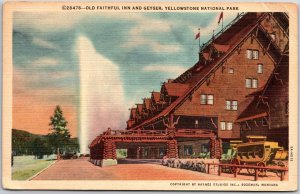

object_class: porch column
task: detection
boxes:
[210,137,222,159]
[103,139,116,159]
[166,139,178,158]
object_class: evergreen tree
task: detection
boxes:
[48,105,71,154]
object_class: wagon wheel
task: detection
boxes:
[275,161,286,177]
[257,162,267,176]
[247,165,255,175]
[230,158,241,174]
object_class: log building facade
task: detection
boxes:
[89,12,289,162]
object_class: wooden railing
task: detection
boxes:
[206,163,288,181]
[100,128,215,137]
[107,129,167,136]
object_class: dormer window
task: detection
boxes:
[246,49,259,60]
[270,33,276,41]
[228,68,234,74]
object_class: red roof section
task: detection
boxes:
[136,104,143,113]
[202,52,210,60]
[164,83,189,97]
[213,43,230,52]
[130,108,137,119]
[143,98,151,109]
[152,92,161,103]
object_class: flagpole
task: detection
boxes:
[198,28,201,53]
[222,15,224,32]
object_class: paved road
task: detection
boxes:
[31,158,238,180]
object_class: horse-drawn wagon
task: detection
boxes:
[229,136,288,176]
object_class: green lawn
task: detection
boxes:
[12,155,56,180]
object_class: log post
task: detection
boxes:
[218,165,221,176]
[166,139,178,158]
[103,139,116,159]
[254,169,258,181]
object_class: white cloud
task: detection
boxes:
[32,37,59,49]
[143,64,187,75]
[31,57,60,67]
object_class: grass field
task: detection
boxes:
[12,155,56,180]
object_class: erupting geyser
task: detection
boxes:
[77,36,127,154]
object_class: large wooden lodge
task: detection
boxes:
[89,12,289,162]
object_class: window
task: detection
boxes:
[226,101,231,110]
[258,64,263,74]
[270,33,276,41]
[201,144,209,153]
[246,49,259,60]
[220,122,226,130]
[246,78,258,88]
[232,101,238,110]
[226,100,238,110]
[246,50,252,59]
[228,68,234,74]
[246,78,252,88]
[220,121,233,130]
[200,94,207,104]
[252,79,258,88]
[253,50,259,59]
[227,122,233,130]
[184,145,193,156]
[200,94,214,105]
[207,95,214,105]
[195,120,199,128]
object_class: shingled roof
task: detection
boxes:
[130,108,137,119]
[143,98,151,110]
[136,104,143,114]
[163,83,189,97]
[151,92,161,103]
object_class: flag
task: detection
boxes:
[195,32,200,40]
[218,12,223,24]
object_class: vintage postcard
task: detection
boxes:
[2,1,298,191]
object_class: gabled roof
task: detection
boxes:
[143,98,151,110]
[151,92,161,103]
[213,43,230,53]
[163,83,189,97]
[202,52,210,60]
[130,108,137,119]
[136,104,143,114]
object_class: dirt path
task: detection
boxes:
[31,158,238,180]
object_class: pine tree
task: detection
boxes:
[48,105,71,155]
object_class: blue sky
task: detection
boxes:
[13,11,237,137]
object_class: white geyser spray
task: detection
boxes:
[77,35,127,154]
